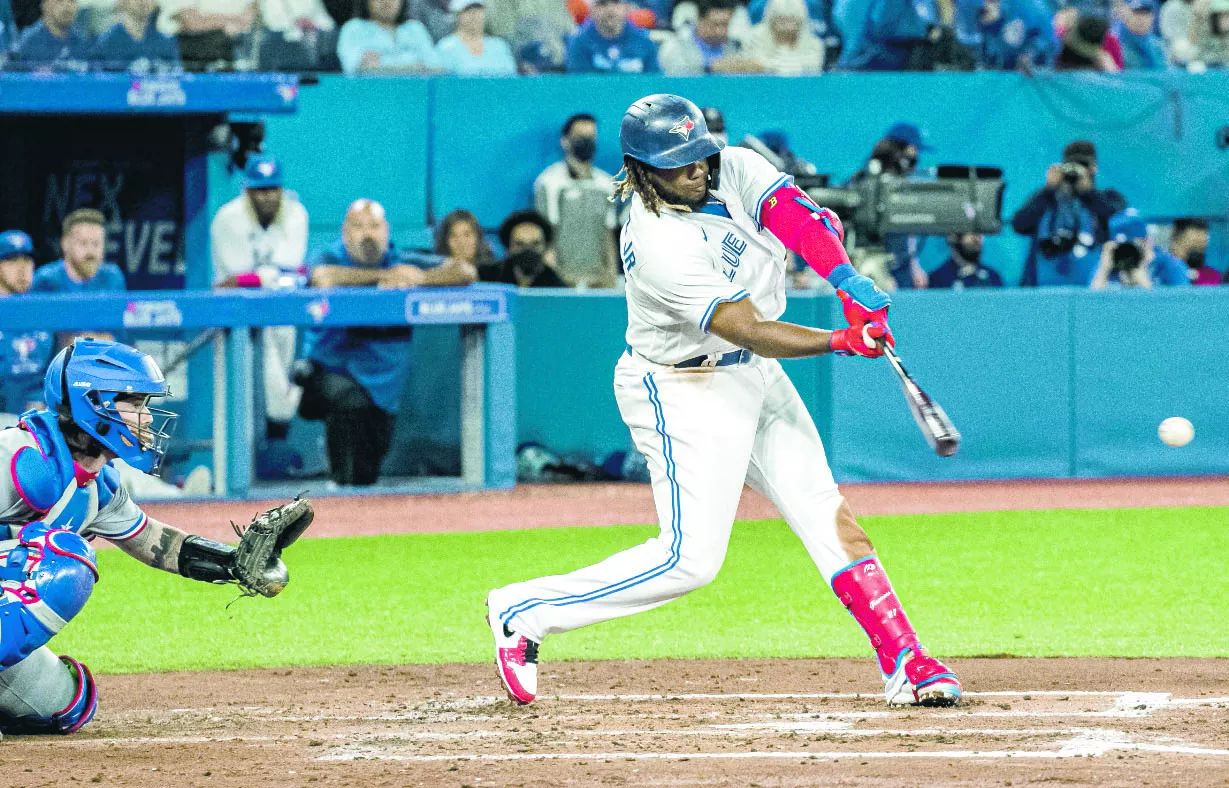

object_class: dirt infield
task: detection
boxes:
[140,476,1229,545]
[9,658,1227,787]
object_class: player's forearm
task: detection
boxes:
[718,318,835,359]
[113,518,189,574]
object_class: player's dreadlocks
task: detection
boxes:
[612,158,692,217]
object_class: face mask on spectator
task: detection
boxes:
[1185,250,1206,270]
[508,249,547,277]
[569,136,597,163]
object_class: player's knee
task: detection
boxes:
[0,651,99,735]
[0,525,97,669]
[327,375,375,412]
[673,551,725,591]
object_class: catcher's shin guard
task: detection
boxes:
[831,556,961,707]
[0,648,98,734]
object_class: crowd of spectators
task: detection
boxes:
[3,0,1227,73]
[3,106,1226,484]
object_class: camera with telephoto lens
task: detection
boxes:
[1111,240,1144,275]
[1059,161,1087,186]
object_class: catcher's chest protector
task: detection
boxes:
[4,412,123,537]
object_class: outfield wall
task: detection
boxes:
[225,71,1229,285]
[504,288,1228,482]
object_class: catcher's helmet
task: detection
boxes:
[44,338,177,473]
[620,94,725,172]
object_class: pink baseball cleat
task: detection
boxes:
[883,647,962,707]
[485,604,538,705]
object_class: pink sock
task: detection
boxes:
[831,556,923,674]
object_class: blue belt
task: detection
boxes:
[627,346,753,369]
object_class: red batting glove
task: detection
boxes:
[837,288,889,330]
[830,321,893,359]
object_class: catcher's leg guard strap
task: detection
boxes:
[831,556,922,675]
[0,647,98,734]
[178,535,236,583]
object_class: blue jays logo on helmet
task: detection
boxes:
[43,338,178,474]
[620,94,725,170]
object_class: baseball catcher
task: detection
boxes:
[0,338,313,734]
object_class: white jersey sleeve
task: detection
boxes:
[83,473,148,542]
[718,146,794,230]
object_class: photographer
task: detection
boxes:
[845,123,931,289]
[1011,140,1127,286]
[1090,210,1189,290]
[480,210,567,288]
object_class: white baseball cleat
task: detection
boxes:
[883,647,962,707]
[485,600,538,705]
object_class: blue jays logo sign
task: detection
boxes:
[669,117,696,140]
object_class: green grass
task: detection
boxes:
[57,506,1229,673]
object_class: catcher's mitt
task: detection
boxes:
[230,497,314,598]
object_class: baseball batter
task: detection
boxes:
[487,94,961,708]
[0,338,311,734]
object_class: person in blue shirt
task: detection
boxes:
[565,0,661,73]
[90,0,180,72]
[337,0,441,74]
[1091,210,1190,289]
[31,209,126,346]
[0,231,55,417]
[845,0,937,70]
[435,0,516,74]
[1011,140,1128,287]
[928,233,1004,289]
[1113,0,1169,69]
[296,199,477,487]
[11,0,92,70]
[955,0,1057,69]
[31,209,126,294]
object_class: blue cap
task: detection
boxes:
[244,156,283,189]
[0,230,33,262]
[884,122,933,151]
[1125,0,1156,10]
[1109,209,1147,242]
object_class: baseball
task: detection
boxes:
[1158,417,1194,447]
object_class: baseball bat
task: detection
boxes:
[881,343,960,458]
[161,328,225,375]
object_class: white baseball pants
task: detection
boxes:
[491,353,862,643]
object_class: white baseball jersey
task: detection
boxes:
[210,194,309,287]
[0,428,148,542]
[491,144,863,646]
[620,146,792,365]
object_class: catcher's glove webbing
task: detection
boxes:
[230,497,314,598]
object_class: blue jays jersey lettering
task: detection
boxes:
[620,146,792,365]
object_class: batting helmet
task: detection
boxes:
[620,94,725,172]
[44,338,177,473]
